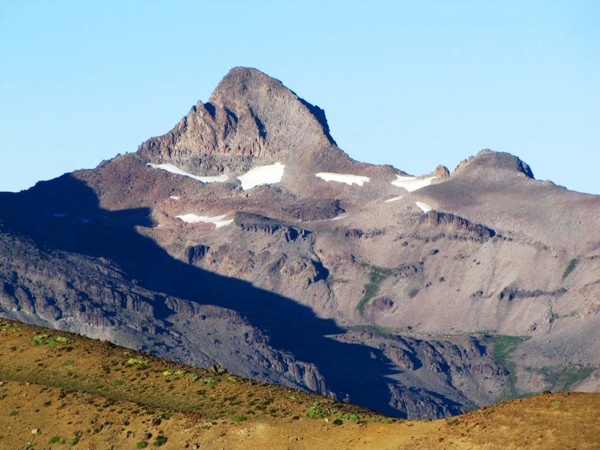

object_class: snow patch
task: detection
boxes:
[237,162,285,190]
[331,215,348,221]
[392,175,437,192]
[384,195,405,203]
[148,163,228,183]
[175,214,233,229]
[316,172,370,186]
[415,202,433,213]
[169,196,180,200]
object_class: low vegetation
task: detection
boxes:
[538,365,595,391]
[31,334,69,348]
[0,319,384,426]
[562,258,579,280]
[357,266,394,314]
[126,356,149,366]
[488,334,529,400]
[0,319,599,449]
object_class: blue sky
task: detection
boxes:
[1,1,598,194]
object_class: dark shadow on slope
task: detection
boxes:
[295,96,337,146]
[0,175,450,417]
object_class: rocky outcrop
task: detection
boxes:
[434,165,450,179]
[387,385,463,418]
[421,211,496,238]
[234,212,310,241]
[186,244,210,265]
[498,284,568,301]
[279,199,343,221]
[454,149,534,179]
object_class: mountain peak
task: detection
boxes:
[454,149,534,179]
[208,66,335,147]
[137,67,337,175]
[209,67,285,103]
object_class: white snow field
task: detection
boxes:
[237,162,285,190]
[175,214,233,229]
[392,175,437,192]
[384,195,405,203]
[169,196,180,200]
[147,163,229,183]
[415,202,433,213]
[316,172,370,186]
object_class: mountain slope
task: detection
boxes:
[0,67,598,418]
[1,318,599,450]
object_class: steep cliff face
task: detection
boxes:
[0,67,598,419]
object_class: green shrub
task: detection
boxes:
[136,442,148,449]
[161,369,185,378]
[334,412,360,422]
[126,357,149,366]
[563,258,579,280]
[153,435,168,447]
[48,435,61,444]
[306,403,327,419]
[31,334,66,348]
[32,334,49,346]
[198,376,218,388]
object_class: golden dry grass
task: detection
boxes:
[1,319,598,449]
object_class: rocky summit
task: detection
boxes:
[0,67,598,419]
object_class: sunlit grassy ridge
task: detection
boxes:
[1,318,599,450]
[0,319,386,425]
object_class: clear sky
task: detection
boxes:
[1,1,598,194]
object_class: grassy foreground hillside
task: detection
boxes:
[0,319,598,449]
